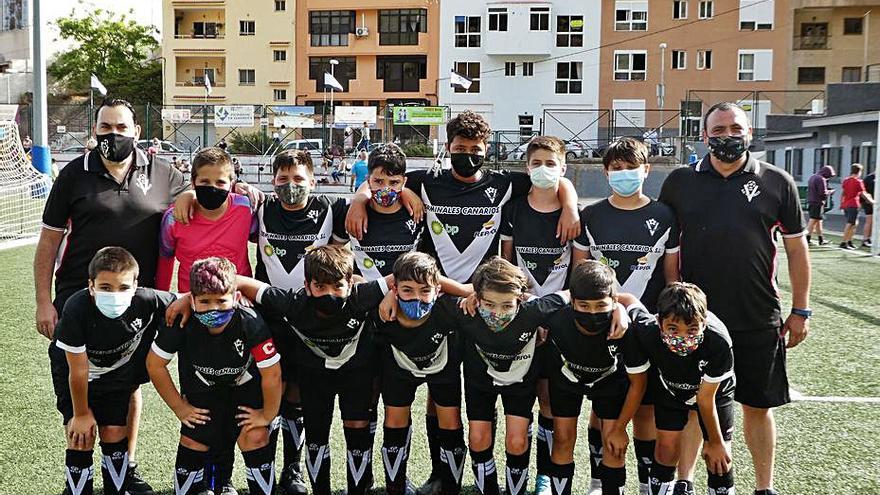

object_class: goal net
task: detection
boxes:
[0,121,50,249]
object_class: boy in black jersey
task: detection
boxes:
[623,283,736,495]
[500,136,573,495]
[371,253,467,495]
[543,261,646,495]
[55,247,176,495]
[148,257,282,495]
[573,137,680,495]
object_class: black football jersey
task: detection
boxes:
[349,205,424,280]
[544,306,626,387]
[54,288,177,391]
[152,306,279,394]
[500,196,571,296]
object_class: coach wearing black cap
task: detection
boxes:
[659,102,811,495]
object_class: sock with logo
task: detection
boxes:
[99,439,129,495]
[243,444,276,495]
[548,461,573,495]
[438,427,467,495]
[174,444,208,495]
[65,449,95,495]
[504,451,530,495]
[672,479,695,495]
[382,426,411,494]
[753,489,778,495]
[536,415,554,478]
[707,467,734,495]
[344,426,373,495]
[280,400,305,470]
[634,438,655,488]
[588,427,604,486]
[470,447,499,495]
[648,462,675,495]
[305,423,332,495]
[426,414,443,478]
[600,464,625,495]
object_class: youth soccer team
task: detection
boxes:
[53,111,737,495]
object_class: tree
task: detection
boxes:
[48,5,161,105]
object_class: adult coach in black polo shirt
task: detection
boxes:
[659,102,811,495]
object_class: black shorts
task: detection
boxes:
[57,386,136,426]
[180,379,264,449]
[267,318,299,383]
[298,365,373,422]
[731,327,790,408]
[844,207,860,224]
[653,392,735,442]
[863,203,874,216]
[548,370,628,420]
[536,341,556,380]
[465,379,536,421]
[382,372,461,408]
[808,203,824,220]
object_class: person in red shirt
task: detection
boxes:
[840,164,875,250]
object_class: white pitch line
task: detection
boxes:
[789,388,880,404]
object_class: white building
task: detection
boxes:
[438,0,601,149]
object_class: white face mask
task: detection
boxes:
[529,165,561,189]
[93,290,135,319]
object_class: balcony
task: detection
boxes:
[173,9,225,40]
[794,35,830,50]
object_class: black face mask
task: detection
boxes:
[194,185,230,210]
[573,310,613,334]
[311,293,346,315]
[96,133,135,163]
[450,153,484,178]
[707,136,748,163]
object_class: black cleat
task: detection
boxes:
[217,479,238,495]
[672,480,695,495]
[416,474,442,495]
[280,463,309,495]
[128,462,155,495]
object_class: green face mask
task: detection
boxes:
[275,182,310,205]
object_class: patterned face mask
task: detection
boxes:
[478,305,518,332]
[193,308,235,328]
[371,187,400,207]
[661,331,704,356]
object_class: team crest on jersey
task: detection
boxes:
[405,219,418,234]
[431,333,444,344]
[347,318,360,329]
[307,209,320,224]
[135,173,152,195]
[698,359,709,371]
[741,180,761,203]
[645,218,659,235]
[234,339,244,357]
[519,332,531,342]
[607,344,618,354]
[131,318,143,330]
[484,187,498,203]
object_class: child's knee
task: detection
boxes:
[98,426,127,444]
[654,434,679,466]
[505,432,529,455]
[468,422,492,451]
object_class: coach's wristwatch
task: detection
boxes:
[790,308,813,319]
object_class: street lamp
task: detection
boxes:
[658,43,667,142]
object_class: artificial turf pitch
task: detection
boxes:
[1,243,877,494]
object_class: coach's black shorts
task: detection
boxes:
[266,318,299,383]
[382,372,461,408]
[844,207,860,224]
[548,369,628,420]
[298,365,373,422]
[731,327,790,408]
[654,391,735,441]
[57,386,136,426]
[808,203,824,220]
[863,202,874,216]
[180,379,264,449]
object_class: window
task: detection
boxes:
[615,1,648,31]
[798,67,825,84]
[376,56,427,92]
[859,145,877,175]
[672,50,686,69]
[673,1,688,19]
[738,53,754,80]
[738,50,772,81]
[273,50,287,62]
[799,23,828,49]
[519,115,534,141]
[379,9,427,45]
[239,69,255,85]
[785,148,803,178]
[739,0,774,30]
[239,20,255,35]
[844,17,863,35]
[489,8,508,31]
[697,50,712,70]
[454,16,481,47]
[273,89,287,101]
[699,1,713,19]
[680,100,702,136]
[193,68,215,86]
[815,146,843,177]
[555,61,583,94]
[614,51,647,80]
[453,62,480,93]
[522,62,534,76]
[275,0,286,11]
[766,149,776,165]
[309,57,356,91]
[557,15,584,47]
[309,11,354,46]
[505,62,516,77]
[192,22,219,38]
[842,67,862,82]
[530,7,550,31]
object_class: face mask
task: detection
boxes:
[478,305,518,332]
[372,187,401,207]
[398,296,435,321]
[530,165,561,189]
[96,133,135,163]
[661,332,705,356]
[312,293,346,314]
[707,136,748,163]
[93,290,135,319]
[450,153,484,178]
[194,308,235,328]
[195,185,230,210]
[608,169,645,197]
[573,309,613,334]
[275,182,310,206]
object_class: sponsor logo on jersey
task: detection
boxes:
[645,218,659,235]
[264,243,287,258]
[474,220,498,238]
[525,260,538,271]
[307,209,320,224]
[431,220,459,237]
[630,254,652,271]
[484,187,498,203]
[600,256,620,268]
[741,180,761,203]
[363,257,385,269]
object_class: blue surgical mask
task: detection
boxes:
[193,308,235,328]
[529,165,561,189]
[398,296,435,320]
[93,290,135,319]
[608,169,645,197]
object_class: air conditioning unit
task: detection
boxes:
[355,26,369,37]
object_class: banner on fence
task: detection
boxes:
[334,106,377,125]
[272,106,318,128]
[215,105,255,127]
[161,109,192,123]
[392,106,446,125]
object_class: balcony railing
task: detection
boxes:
[175,33,226,39]
[176,80,226,87]
[794,35,830,50]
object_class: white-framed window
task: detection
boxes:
[488,8,508,31]
[672,50,686,69]
[239,20,255,35]
[454,16,481,47]
[615,1,648,31]
[274,0,286,11]
[557,15,584,47]
[614,50,647,80]
[555,61,583,94]
[273,89,287,101]
[613,99,646,128]
[239,69,255,85]
[697,50,712,70]
[738,49,772,81]
[699,1,713,19]
[739,0,774,30]
[454,61,480,93]
[530,7,550,31]
[673,1,687,20]
[505,62,516,77]
[522,62,534,76]
[273,50,287,62]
